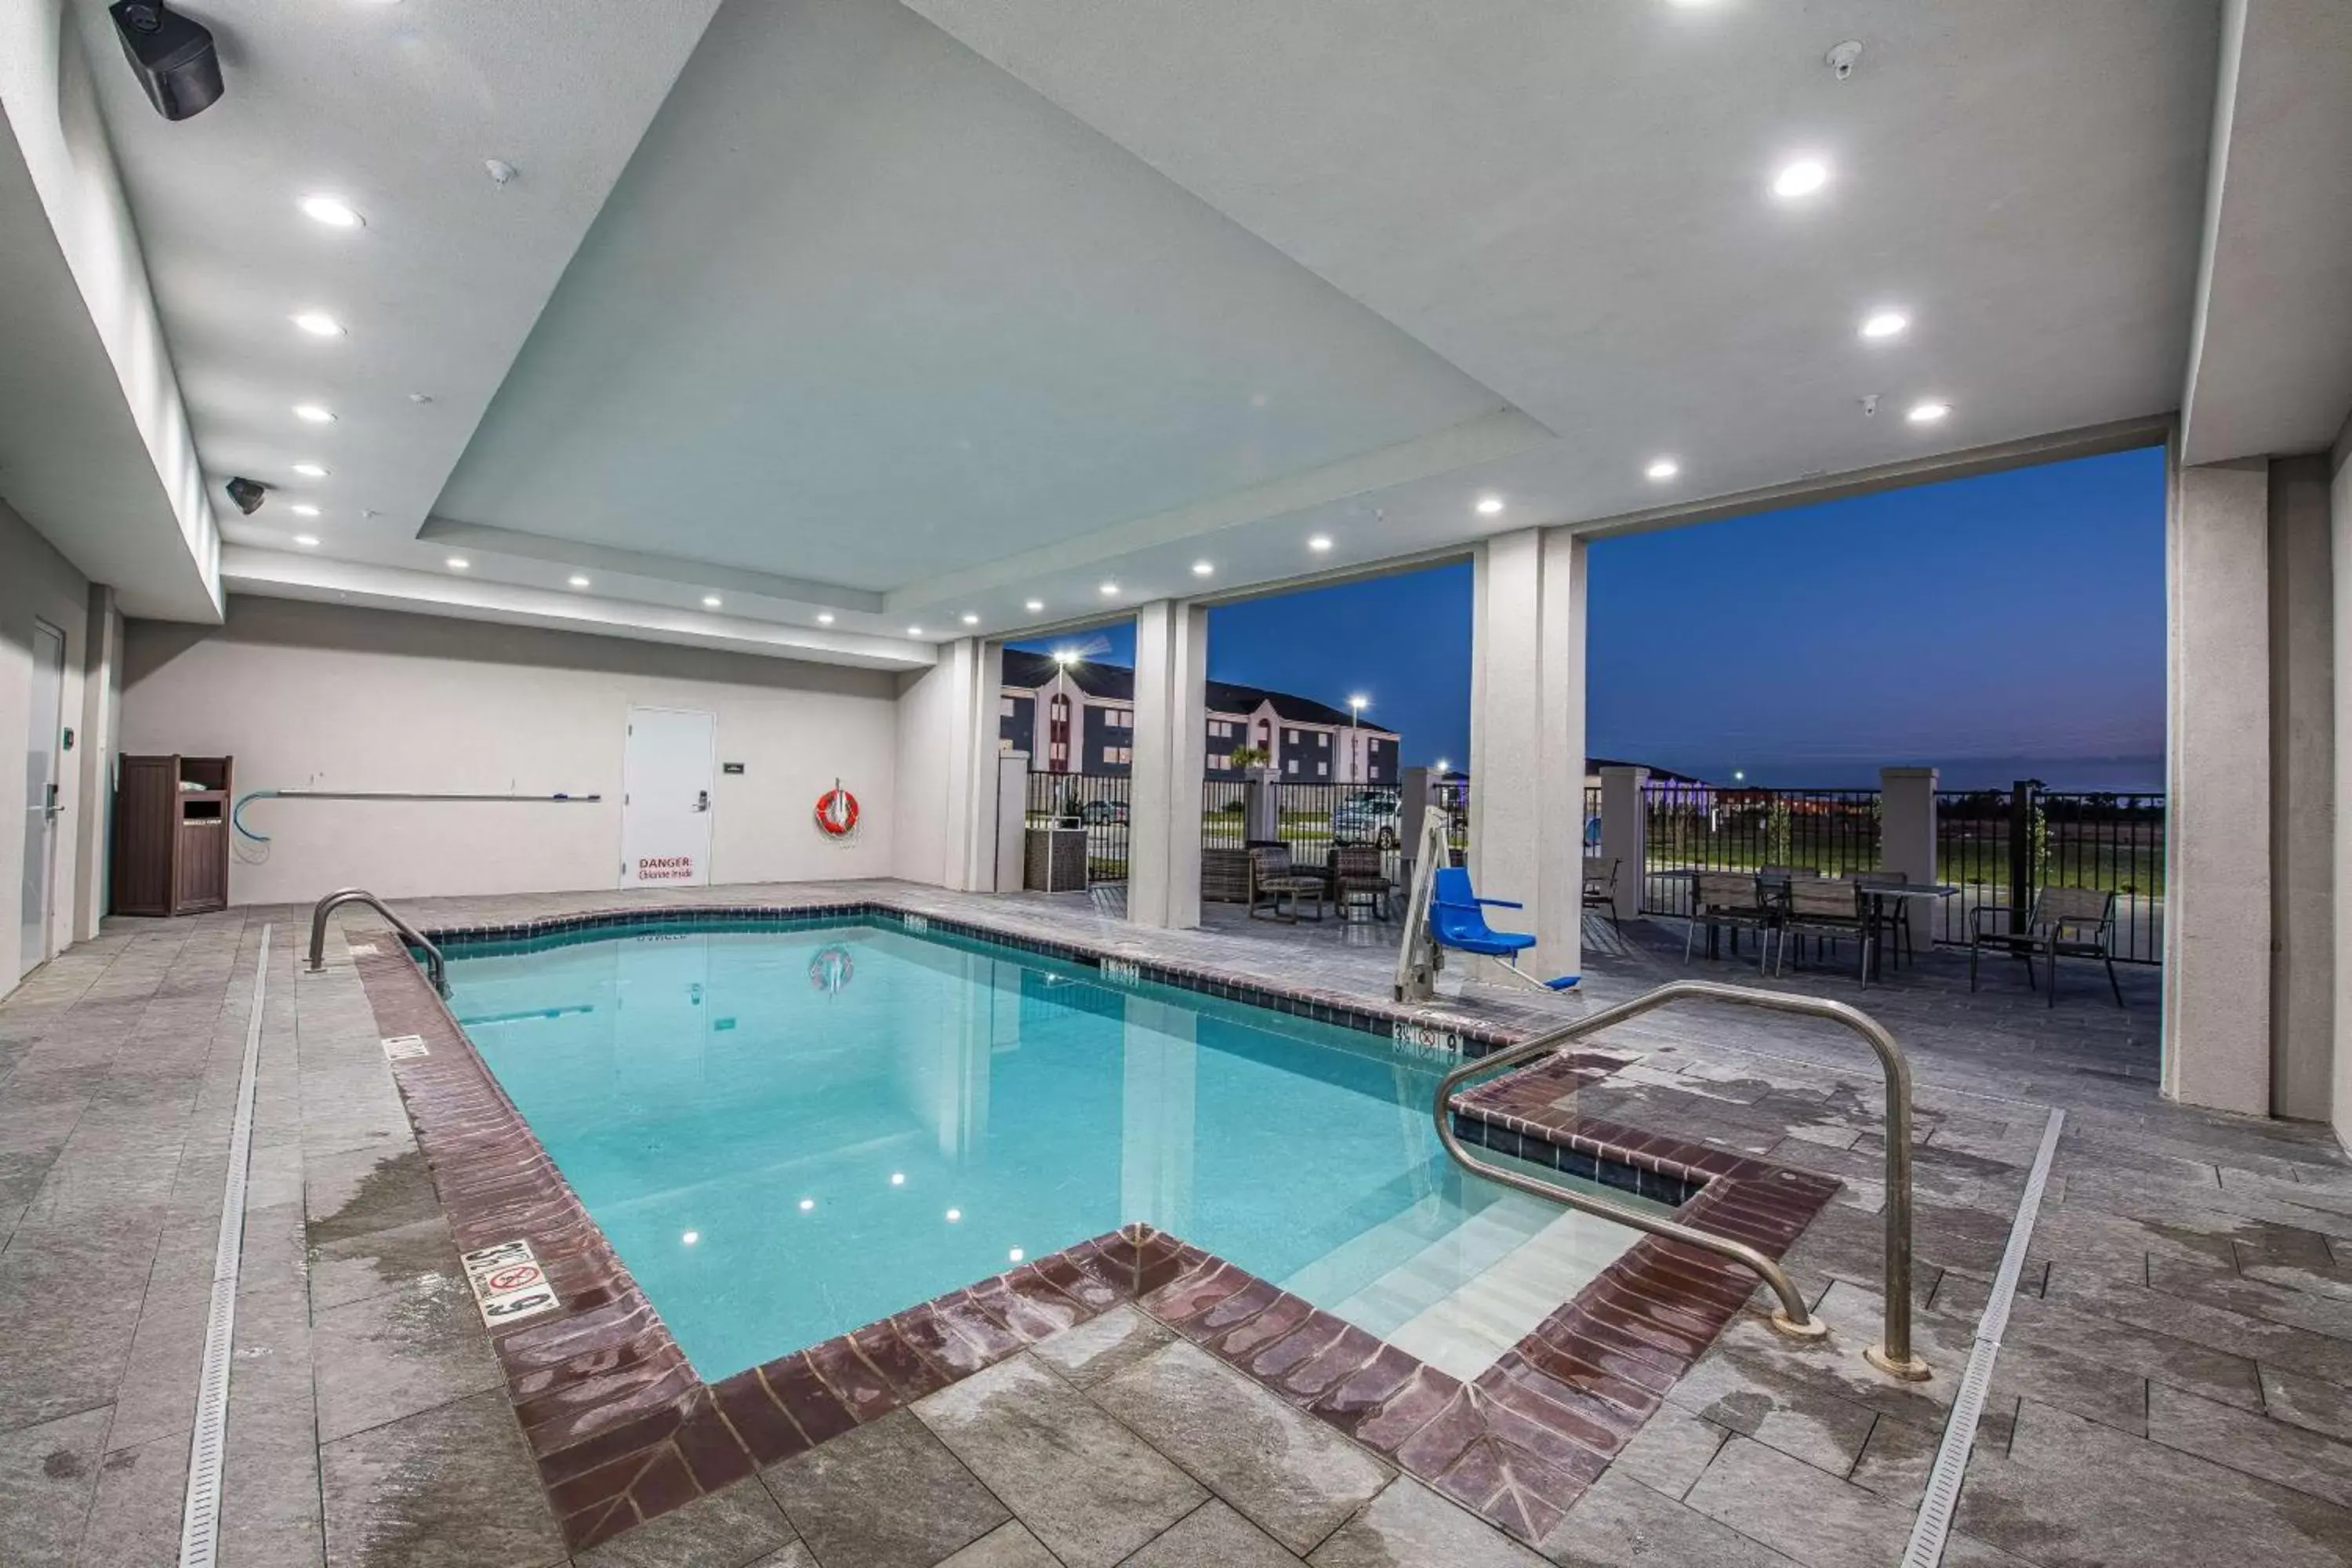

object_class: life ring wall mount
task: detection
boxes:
[815,780,860,840]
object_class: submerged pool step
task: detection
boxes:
[1321,1192,1563,1338]
[1374,1207,1642,1381]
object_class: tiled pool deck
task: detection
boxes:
[4,878,2350,1566]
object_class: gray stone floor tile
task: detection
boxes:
[1934,1273,2267,1411]
[98,1279,210,1454]
[0,1225,151,1431]
[307,1213,463,1312]
[303,1145,437,1248]
[1091,1339,1390,1555]
[1605,1403,1731,1501]
[1683,1436,1915,1568]
[1306,1476,1546,1568]
[0,1405,110,1567]
[761,1408,1009,1568]
[934,1519,1066,1567]
[1539,1468,1800,1568]
[1123,1499,1304,1568]
[74,1425,191,1568]
[913,1352,1204,1568]
[2146,1381,2352,1505]
[320,1387,568,1568]
[745,1546,817,1568]
[1028,1303,1174,1391]
[311,1268,504,1443]
[575,1479,797,1568]
[1846,1412,1943,1507]
[1955,1399,2352,1568]
[2263,1364,2352,1443]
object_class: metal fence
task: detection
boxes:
[1933,786,2165,963]
[1025,771,1131,883]
[1200,779,1407,884]
[1637,785,1883,915]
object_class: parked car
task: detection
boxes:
[1081,797,1129,825]
[1330,787,1402,848]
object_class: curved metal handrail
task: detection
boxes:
[307,887,447,996]
[1433,978,1927,1380]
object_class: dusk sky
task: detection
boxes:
[1012,445,2166,790]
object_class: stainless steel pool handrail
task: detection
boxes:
[1432,978,1928,1380]
[307,887,447,996]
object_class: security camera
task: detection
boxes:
[110,2,223,122]
[1826,40,1864,82]
[226,477,269,515]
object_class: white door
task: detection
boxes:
[19,621,66,981]
[620,706,716,888]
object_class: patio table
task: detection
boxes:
[1842,879,1958,979]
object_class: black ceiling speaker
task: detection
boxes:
[110,2,223,122]
[225,477,267,515]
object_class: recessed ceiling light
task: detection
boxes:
[292,403,336,423]
[1024,599,1044,613]
[1906,400,1951,424]
[1646,457,1681,481]
[816,612,835,625]
[1860,310,1909,340]
[292,311,344,338]
[1098,582,1119,597]
[1475,495,1504,516]
[1771,158,1830,199]
[1191,560,1214,577]
[293,534,319,548]
[568,574,590,588]
[960,612,980,626]
[1308,535,1334,553]
[908,625,924,637]
[299,194,364,229]
[445,557,470,571]
[702,594,723,608]
[291,462,328,478]
[289,503,320,517]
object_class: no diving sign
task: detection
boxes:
[460,1237,561,1328]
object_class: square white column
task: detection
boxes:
[1128,600,1207,929]
[2165,457,2272,1116]
[1599,765,1648,921]
[1470,528,1586,980]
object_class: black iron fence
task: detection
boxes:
[1025,772,1131,883]
[1934,786,2164,963]
[1637,784,1882,914]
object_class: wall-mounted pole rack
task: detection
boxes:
[233,789,603,842]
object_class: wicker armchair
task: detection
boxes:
[1327,843,1392,920]
[1247,843,1327,923]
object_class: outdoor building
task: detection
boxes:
[2,7,2351,1567]
[1000,648,1401,782]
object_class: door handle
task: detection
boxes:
[694,790,710,813]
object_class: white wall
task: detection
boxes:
[890,638,995,891]
[2332,413,2352,1152]
[0,499,93,986]
[120,597,899,906]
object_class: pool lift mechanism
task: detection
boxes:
[1393,806,1581,1003]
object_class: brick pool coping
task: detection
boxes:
[348,902,1839,1550]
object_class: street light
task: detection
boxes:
[1347,695,1368,782]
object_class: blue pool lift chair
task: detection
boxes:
[1428,867,1580,993]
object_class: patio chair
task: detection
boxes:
[1779,878,1874,988]
[1684,871,1775,967]
[1844,869,1915,965]
[1247,842,1327,924]
[1969,887,2122,1007]
[1327,842,1392,921]
[1581,856,1621,929]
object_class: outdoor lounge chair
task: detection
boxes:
[1247,842,1327,923]
[1779,878,1875,988]
[1969,887,2122,1007]
[1327,842,1392,920]
[1582,856,1621,929]
[1685,870,1774,967]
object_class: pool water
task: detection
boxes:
[443,919,1657,1381]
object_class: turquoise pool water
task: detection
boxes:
[444,918,1650,1381]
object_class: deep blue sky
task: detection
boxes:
[1011,445,2166,789]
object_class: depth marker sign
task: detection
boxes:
[460,1238,561,1327]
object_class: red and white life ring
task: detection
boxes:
[815,783,860,838]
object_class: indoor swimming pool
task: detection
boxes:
[441,916,1660,1381]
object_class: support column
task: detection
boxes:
[1878,768,1940,887]
[2271,455,2335,1121]
[2165,457,2273,1116]
[1599,766,1647,921]
[1128,600,1207,929]
[1469,528,1586,980]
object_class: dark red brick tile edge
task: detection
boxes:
[348,916,1836,1551]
